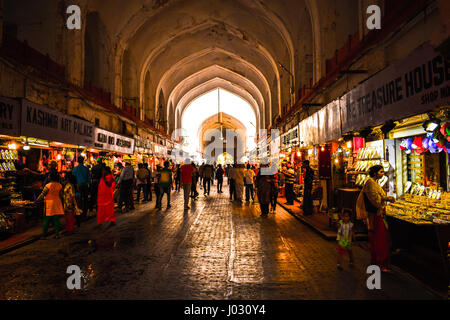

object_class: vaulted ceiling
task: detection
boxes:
[84,0,329,133]
[5,0,361,135]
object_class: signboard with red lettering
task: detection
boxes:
[340,43,450,133]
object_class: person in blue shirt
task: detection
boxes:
[72,156,91,223]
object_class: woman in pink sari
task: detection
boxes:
[97,166,116,227]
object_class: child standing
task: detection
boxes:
[336,210,355,269]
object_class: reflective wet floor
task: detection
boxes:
[0,187,440,300]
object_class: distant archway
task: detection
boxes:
[217,152,234,165]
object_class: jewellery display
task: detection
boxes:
[386,192,450,225]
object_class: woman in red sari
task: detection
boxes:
[97,166,116,227]
[361,165,395,272]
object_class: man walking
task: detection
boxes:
[191,163,199,199]
[156,161,172,210]
[199,162,205,189]
[228,164,235,200]
[284,162,296,205]
[180,158,194,209]
[136,163,149,203]
[233,163,245,202]
[174,164,181,192]
[118,161,134,212]
[144,163,152,202]
[153,165,161,209]
[216,164,224,193]
[244,163,255,202]
[72,156,90,224]
[256,163,272,216]
[302,160,314,215]
[90,157,104,211]
[202,162,213,196]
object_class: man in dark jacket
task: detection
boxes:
[118,161,134,212]
[302,160,314,215]
[255,163,272,217]
[202,162,213,196]
[216,164,224,193]
[90,157,104,211]
[144,163,152,202]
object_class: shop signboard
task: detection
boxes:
[340,43,450,133]
[154,144,166,156]
[94,128,135,154]
[299,113,319,147]
[0,97,20,137]
[134,135,152,154]
[270,136,280,162]
[21,99,94,146]
[287,126,299,146]
[280,132,288,150]
[318,100,341,143]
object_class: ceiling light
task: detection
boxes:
[23,145,30,150]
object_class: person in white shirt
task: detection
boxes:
[244,164,255,202]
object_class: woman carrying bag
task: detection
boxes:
[356,165,395,272]
[36,171,64,239]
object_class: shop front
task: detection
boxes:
[134,133,154,169]
[153,142,168,166]
[338,42,450,293]
[298,113,324,214]
[1,98,95,241]
[93,127,135,172]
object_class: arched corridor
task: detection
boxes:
[0,0,448,305]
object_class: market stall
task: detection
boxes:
[1,97,96,239]
[93,127,135,170]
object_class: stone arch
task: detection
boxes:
[196,112,249,159]
[172,78,262,133]
[138,23,282,120]
[154,51,272,128]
